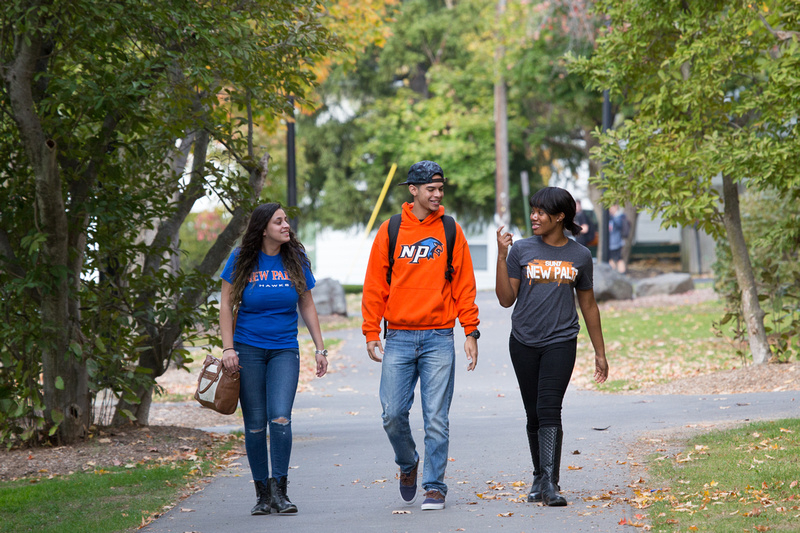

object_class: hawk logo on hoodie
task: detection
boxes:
[399,237,444,264]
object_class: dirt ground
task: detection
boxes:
[2,264,799,483]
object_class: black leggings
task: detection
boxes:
[509,335,576,431]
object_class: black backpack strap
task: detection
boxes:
[386,213,402,285]
[442,215,456,282]
[384,214,402,339]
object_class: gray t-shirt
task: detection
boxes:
[506,236,594,347]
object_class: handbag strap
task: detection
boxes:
[197,357,224,394]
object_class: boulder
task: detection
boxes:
[634,273,695,298]
[593,263,634,302]
[311,278,348,316]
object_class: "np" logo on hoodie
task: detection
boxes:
[399,237,444,264]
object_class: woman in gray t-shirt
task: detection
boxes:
[495,187,609,507]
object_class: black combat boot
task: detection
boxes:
[251,480,271,515]
[269,476,298,514]
[526,429,543,502]
[538,426,567,507]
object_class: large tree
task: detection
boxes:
[568,0,800,364]
[1,0,334,444]
[299,0,605,232]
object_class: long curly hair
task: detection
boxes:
[529,187,582,236]
[229,203,311,313]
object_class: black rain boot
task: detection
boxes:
[553,427,564,490]
[526,429,543,502]
[539,426,567,507]
[251,480,271,515]
[269,476,298,514]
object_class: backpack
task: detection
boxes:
[620,214,631,239]
[386,213,456,285]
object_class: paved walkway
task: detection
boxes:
[142,292,799,533]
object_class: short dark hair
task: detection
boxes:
[529,187,582,236]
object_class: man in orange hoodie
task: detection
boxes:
[362,160,480,511]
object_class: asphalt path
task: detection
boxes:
[143,291,799,533]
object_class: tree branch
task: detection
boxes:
[759,13,800,42]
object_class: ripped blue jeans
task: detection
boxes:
[234,342,300,482]
[379,328,455,496]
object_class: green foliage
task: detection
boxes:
[179,209,230,272]
[0,0,336,445]
[567,1,800,363]
[299,0,602,231]
[568,1,800,235]
[713,189,800,361]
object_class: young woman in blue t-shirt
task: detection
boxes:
[219,202,328,516]
[495,187,609,507]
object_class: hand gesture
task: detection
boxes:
[496,226,513,259]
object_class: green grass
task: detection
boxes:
[577,299,746,392]
[599,299,726,345]
[1,463,196,533]
[0,438,239,533]
[638,418,800,532]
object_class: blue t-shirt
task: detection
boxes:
[221,249,315,349]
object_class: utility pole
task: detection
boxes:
[599,89,612,263]
[286,96,297,232]
[494,0,510,229]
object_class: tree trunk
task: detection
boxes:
[583,129,604,259]
[5,21,90,443]
[113,147,271,426]
[621,205,637,266]
[494,0,510,229]
[720,174,770,364]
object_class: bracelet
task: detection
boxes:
[223,348,235,353]
[315,349,328,357]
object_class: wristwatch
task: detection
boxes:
[315,349,328,357]
[466,330,480,340]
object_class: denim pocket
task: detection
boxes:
[432,328,454,337]
[386,328,399,339]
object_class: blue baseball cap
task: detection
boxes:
[398,160,446,185]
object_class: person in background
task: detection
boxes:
[495,187,609,507]
[573,199,594,248]
[219,202,328,516]
[608,204,628,273]
[362,160,480,511]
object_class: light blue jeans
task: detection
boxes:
[380,328,456,496]
[235,342,300,482]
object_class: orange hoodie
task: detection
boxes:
[361,203,480,343]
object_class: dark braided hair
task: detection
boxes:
[529,187,582,236]
[229,203,311,313]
